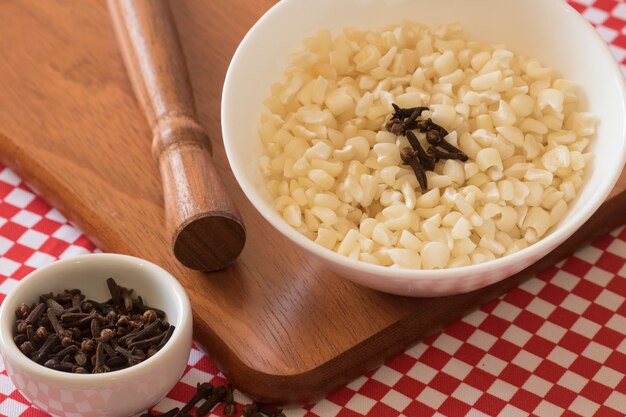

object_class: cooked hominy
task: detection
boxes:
[258,22,597,269]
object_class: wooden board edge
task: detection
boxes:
[194,190,626,404]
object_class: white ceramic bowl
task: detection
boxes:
[0,254,193,417]
[223,0,626,296]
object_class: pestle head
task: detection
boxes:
[173,213,246,271]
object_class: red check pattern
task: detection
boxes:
[569,0,626,77]
[2,1,626,416]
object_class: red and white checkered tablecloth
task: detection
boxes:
[2,1,626,416]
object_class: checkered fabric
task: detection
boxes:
[569,0,626,78]
[2,0,626,416]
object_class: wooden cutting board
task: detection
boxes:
[1,0,625,404]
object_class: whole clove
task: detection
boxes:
[61,312,91,322]
[196,385,228,416]
[128,333,166,350]
[425,129,467,159]
[132,348,146,361]
[93,342,108,373]
[180,382,213,414]
[54,345,77,360]
[16,321,28,334]
[15,303,30,319]
[121,287,133,313]
[406,131,436,171]
[24,303,45,325]
[133,298,166,319]
[105,355,127,369]
[44,358,59,368]
[114,346,139,366]
[142,309,158,323]
[26,325,35,345]
[31,335,58,363]
[47,308,69,339]
[417,118,449,137]
[54,362,74,372]
[71,293,82,311]
[14,333,27,346]
[97,328,115,343]
[106,277,122,308]
[90,317,101,339]
[45,298,65,316]
[155,325,175,350]
[401,147,428,190]
[386,104,429,135]
[85,299,108,313]
[80,338,95,353]
[223,384,236,416]
[223,401,237,416]
[12,278,175,374]
[429,146,469,161]
[386,104,469,189]
[145,382,287,417]
[19,341,35,356]
[391,103,429,120]
[125,320,160,344]
[102,341,117,358]
[61,336,74,347]
[74,350,87,367]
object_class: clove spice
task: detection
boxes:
[179,383,214,415]
[223,384,237,416]
[13,278,175,374]
[385,104,429,135]
[401,147,428,190]
[386,104,469,189]
[141,382,287,417]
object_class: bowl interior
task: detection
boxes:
[223,0,626,277]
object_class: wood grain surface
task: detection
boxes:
[108,0,246,271]
[1,0,625,404]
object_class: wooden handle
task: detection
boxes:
[108,0,246,271]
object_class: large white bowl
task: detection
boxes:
[223,0,626,297]
[0,254,193,417]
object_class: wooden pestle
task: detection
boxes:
[107,0,246,271]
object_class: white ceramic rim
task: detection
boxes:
[0,253,191,384]
[222,0,626,286]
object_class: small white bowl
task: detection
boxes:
[0,254,193,417]
[223,0,626,297]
